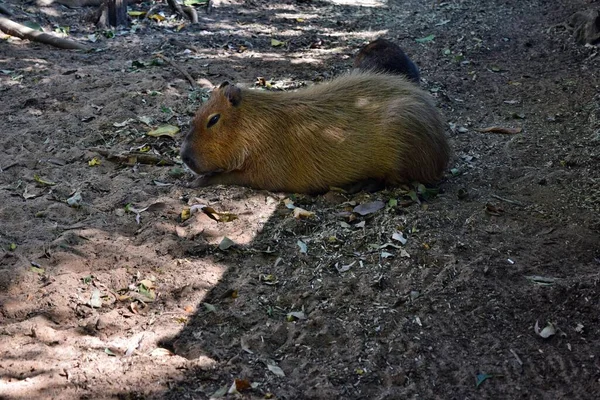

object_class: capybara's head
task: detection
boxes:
[180,82,247,175]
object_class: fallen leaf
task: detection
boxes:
[22,186,39,199]
[233,378,251,392]
[203,302,216,313]
[534,320,556,338]
[150,347,173,357]
[125,335,144,357]
[259,274,278,285]
[267,363,285,377]
[283,198,295,209]
[89,289,102,308]
[139,279,155,289]
[240,337,254,354]
[293,207,314,219]
[181,207,191,221]
[149,13,165,22]
[286,311,307,321]
[113,118,135,127]
[375,243,402,249]
[104,348,117,357]
[525,275,557,286]
[198,206,238,222]
[147,125,179,138]
[30,265,45,274]
[211,385,228,398]
[271,38,286,47]
[353,201,385,216]
[219,237,235,250]
[336,261,356,273]
[88,157,101,166]
[33,174,56,186]
[67,191,82,208]
[297,240,308,254]
[475,373,492,387]
[138,281,155,300]
[392,231,407,245]
[415,34,435,43]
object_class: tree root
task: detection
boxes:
[0,16,90,50]
[155,53,197,88]
[0,3,13,16]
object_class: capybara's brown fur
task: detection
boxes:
[354,38,420,84]
[180,71,449,194]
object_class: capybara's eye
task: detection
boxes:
[207,114,221,128]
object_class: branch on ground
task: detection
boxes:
[0,16,90,50]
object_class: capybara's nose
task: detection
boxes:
[180,145,198,173]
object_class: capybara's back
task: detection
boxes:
[354,38,420,83]
[180,71,449,194]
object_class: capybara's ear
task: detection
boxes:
[222,84,242,107]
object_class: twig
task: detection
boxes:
[476,126,522,134]
[90,148,175,166]
[509,349,523,366]
[491,194,524,206]
[155,53,196,88]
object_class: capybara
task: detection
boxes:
[180,71,449,194]
[354,38,420,84]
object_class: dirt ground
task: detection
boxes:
[1,0,599,399]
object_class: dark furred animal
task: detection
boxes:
[180,71,449,194]
[354,38,420,84]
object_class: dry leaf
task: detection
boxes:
[89,289,102,308]
[150,347,173,357]
[297,240,307,254]
[267,363,285,377]
[534,320,557,338]
[219,237,235,250]
[392,231,407,245]
[293,207,314,219]
[353,201,385,215]
[147,125,179,138]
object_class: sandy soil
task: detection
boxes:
[1,0,599,399]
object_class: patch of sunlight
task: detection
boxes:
[324,0,387,6]
[275,13,320,21]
